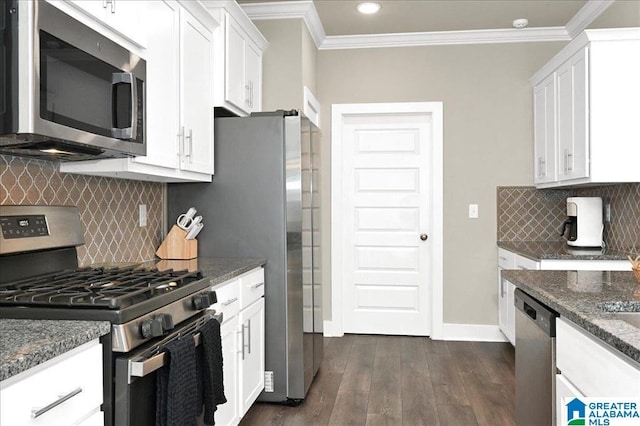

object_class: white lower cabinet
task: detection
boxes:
[238,297,265,417]
[497,247,630,345]
[210,267,265,426]
[556,317,640,421]
[0,340,103,426]
[216,315,240,426]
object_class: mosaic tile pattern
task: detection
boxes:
[497,186,573,242]
[497,184,640,254]
[0,155,164,266]
[576,183,640,254]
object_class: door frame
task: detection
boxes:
[329,102,444,339]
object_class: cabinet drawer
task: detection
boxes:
[514,254,540,270]
[498,249,515,269]
[240,268,265,309]
[556,318,640,397]
[211,278,240,321]
[0,341,103,426]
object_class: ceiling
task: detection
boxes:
[238,0,589,36]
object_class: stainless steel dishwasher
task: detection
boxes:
[514,288,559,426]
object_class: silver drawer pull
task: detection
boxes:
[250,282,264,289]
[221,297,238,306]
[31,387,83,418]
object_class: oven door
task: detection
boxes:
[113,312,223,426]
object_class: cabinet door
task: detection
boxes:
[533,74,557,184]
[245,41,262,113]
[556,374,584,426]
[134,0,180,169]
[68,0,145,46]
[557,48,589,181]
[225,14,247,111]
[498,271,509,342]
[215,316,240,426]
[505,280,516,344]
[180,11,214,174]
[238,298,265,417]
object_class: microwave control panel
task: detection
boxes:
[0,215,49,239]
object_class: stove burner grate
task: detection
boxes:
[0,267,203,309]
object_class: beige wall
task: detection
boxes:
[301,25,318,95]
[317,42,566,325]
[588,0,640,28]
[255,19,304,111]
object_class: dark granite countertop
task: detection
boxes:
[153,257,266,287]
[502,269,640,363]
[0,320,110,382]
[498,240,632,261]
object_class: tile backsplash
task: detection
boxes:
[497,183,640,254]
[0,155,164,266]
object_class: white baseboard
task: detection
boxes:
[323,320,508,342]
[323,320,343,337]
[437,323,509,342]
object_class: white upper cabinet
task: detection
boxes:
[533,74,557,184]
[530,28,640,188]
[180,9,214,174]
[61,0,217,182]
[204,1,268,116]
[65,0,147,47]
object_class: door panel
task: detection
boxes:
[340,113,433,335]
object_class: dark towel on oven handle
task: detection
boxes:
[155,336,198,426]
[199,316,227,425]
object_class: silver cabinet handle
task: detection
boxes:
[177,126,184,158]
[245,84,250,106]
[185,129,193,161]
[567,152,573,172]
[250,282,264,289]
[241,323,250,360]
[420,234,428,241]
[32,387,83,419]
[221,297,238,306]
[247,319,252,355]
[238,329,245,360]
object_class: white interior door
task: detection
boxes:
[335,106,439,336]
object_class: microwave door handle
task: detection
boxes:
[111,72,138,140]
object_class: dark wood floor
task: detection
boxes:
[239,335,516,426]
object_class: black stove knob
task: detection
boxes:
[192,292,213,310]
[140,318,163,339]
[158,313,174,331]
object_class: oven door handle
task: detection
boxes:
[128,312,223,380]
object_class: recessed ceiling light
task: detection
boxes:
[357,2,381,15]
[512,18,529,29]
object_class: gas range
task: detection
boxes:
[0,205,219,425]
[0,264,215,352]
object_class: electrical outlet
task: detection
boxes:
[468,204,479,219]
[139,204,147,227]
[605,203,611,223]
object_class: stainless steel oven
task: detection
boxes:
[0,206,224,426]
[0,0,146,160]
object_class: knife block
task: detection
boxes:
[156,225,197,259]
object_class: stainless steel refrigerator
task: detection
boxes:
[167,110,322,403]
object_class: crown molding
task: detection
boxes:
[565,0,615,39]
[319,27,571,50]
[241,1,325,48]
[240,0,610,51]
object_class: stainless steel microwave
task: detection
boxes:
[0,0,146,161]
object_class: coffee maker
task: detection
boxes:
[560,197,604,248]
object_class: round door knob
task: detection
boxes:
[420,234,428,241]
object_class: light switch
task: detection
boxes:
[468,204,479,219]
